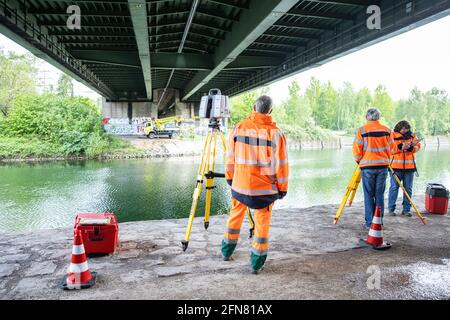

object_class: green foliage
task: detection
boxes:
[0,50,37,116]
[306,78,338,129]
[0,93,124,158]
[372,85,395,124]
[0,136,61,158]
[229,87,269,127]
[273,80,328,140]
[56,73,74,97]
[228,78,450,138]
[396,87,450,135]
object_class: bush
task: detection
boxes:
[1,94,123,157]
[0,136,61,158]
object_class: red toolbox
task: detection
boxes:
[74,213,119,254]
[425,184,449,215]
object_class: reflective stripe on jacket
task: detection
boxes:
[225,112,289,208]
[352,120,394,168]
[390,131,421,170]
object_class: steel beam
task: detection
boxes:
[273,20,335,31]
[37,20,134,28]
[205,0,249,10]
[182,0,299,101]
[150,52,211,70]
[263,30,320,40]
[306,0,369,6]
[0,0,115,98]
[72,49,282,72]
[128,0,152,99]
[286,8,354,20]
[27,9,131,17]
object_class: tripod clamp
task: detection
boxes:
[205,171,225,190]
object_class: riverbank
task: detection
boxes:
[1,195,449,300]
[0,137,203,163]
[2,134,449,163]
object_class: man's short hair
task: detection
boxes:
[366,107,381,121]
[255,95,273,114]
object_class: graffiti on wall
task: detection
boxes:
[102,117,152,135]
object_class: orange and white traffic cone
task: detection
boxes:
[61,230,97,290]
[359,206,392,250]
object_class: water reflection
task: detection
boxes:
[0,148,448,233]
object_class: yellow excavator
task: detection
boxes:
[143,116,201,139]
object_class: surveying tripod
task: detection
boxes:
[333,164,362,225]
[333,164,426,225]
[181,118,255,252]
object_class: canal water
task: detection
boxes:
[0,148,449,233]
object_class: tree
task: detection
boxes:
[56,73,74,97]
[277,80,313,126]
[425,87,449,135]
[335,82,356,131]
[0,50,37,116]
[305,78,338,129]
[318,81,338,129]
[353,87,372,129]
[395,87,450,135]
[305,77,322,126]
[229,87,269,127]
[272,80,326,140]
[396,87,425,133]
[372,85,395,125]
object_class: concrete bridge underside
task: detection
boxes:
[1,0,449,118]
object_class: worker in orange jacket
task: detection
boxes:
[353,108,395,229]
[388,120,421,217]
[222,95,289,274]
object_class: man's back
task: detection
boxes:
[353,120,393,169]
[225,112,288,209]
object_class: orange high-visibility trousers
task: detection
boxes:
[222,198,273,271]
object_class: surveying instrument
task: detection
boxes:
[181,89,255,252]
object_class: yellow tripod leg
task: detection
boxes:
[246,208,255,238]
[348,169,361,206]
[334,189,352,225]
[333,164,359,224]
[204,130,218,229]
[388,166,426,225]
[182,132,213,251]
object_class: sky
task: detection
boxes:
[1,14,449,104]
[267,14,450,104]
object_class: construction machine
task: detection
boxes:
[143,116,182,139]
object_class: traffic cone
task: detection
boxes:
[61,230,97,290]
[359,206,392,250]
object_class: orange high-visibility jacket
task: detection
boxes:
[225,112,289,209]
[390,131,421,170]
[353,120,394,168]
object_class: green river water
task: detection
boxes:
[0,148,449,233]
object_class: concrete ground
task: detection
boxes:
[0,195,449,300]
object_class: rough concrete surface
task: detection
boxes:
[0,195,449,300]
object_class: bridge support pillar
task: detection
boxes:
[102,98,157,120]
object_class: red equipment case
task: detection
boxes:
[74,213,119,254]
[425,184,449,215]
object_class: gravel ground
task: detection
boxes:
[0,195,449,300]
